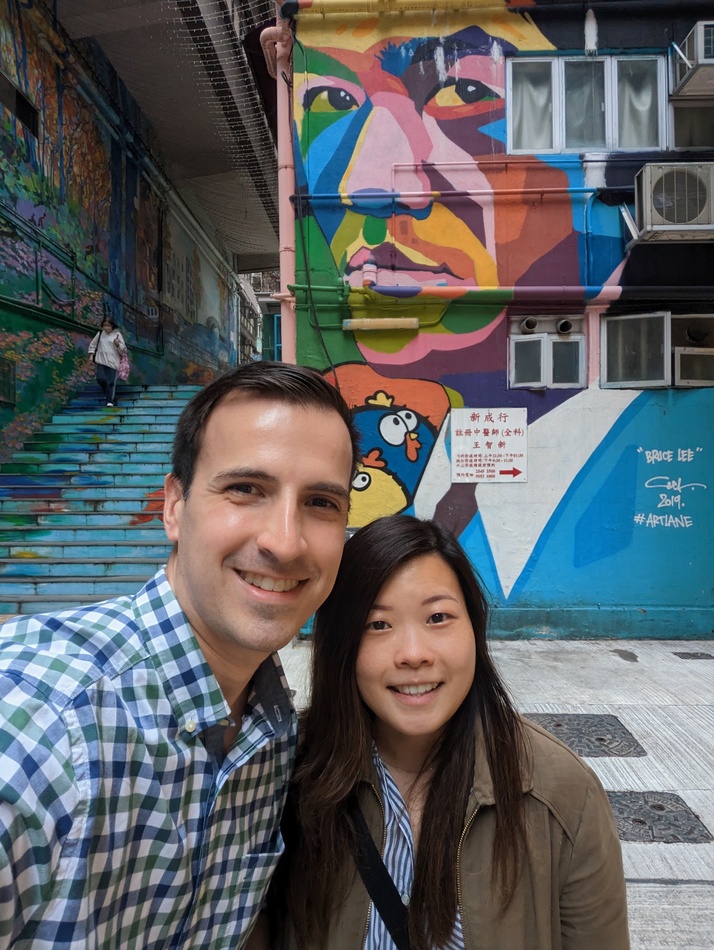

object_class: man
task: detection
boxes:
[0,361,359,947]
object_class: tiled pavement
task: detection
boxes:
[279,637,714,950]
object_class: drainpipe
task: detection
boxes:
[504,0,714,14]
[261,12,297,363]
[347,284,714,303]
[281,0,714,14]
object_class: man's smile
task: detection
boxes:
[238,570,303,593]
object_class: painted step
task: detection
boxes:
[0,540,172,558]
[0,594,128,615]
[0,486,165,501]
[2,461,169,475]
[1,577,155,597]
[67,392,190,402]
[0,497,163,514]
[51,411,183,425]
[0,558,165,578]
[68,400,194,410]
[0,511,164,527]
[10,452,169,465]
[112,386,200,396]
[0,526,167,541]
[42,424,178,435]
[1,472,170,485]
[77,385,200,396]
[48,409,178,418]
[0,473,165,488]
[25,440,173,453]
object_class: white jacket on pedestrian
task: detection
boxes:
[89,329,126,370]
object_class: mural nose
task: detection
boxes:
[345,97,433,213]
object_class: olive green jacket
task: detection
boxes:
[279,718,630,950]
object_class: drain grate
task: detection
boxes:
[524,713,646,757]
[607,791,713,844]
[672,651,714,660]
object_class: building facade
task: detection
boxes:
[280,0,714,637]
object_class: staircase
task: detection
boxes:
[0,384,201,617]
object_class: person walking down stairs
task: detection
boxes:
[88,319,127,407]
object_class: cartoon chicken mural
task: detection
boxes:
[325,364,453,528]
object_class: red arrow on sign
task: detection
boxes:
[499,467,522,477]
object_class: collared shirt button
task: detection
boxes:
[401,892,410,906]
[185,720,197,733]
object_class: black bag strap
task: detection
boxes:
[348,798,411,950]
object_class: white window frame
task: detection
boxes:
[600,312,671,388]
[550,334,587,388]
[507,55,667,154]
[510,333,547,388]
[509,332,586,389]
[674,347,714,386]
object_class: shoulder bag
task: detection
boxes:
[348,797,411,950]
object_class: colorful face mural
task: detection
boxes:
[293,5,714,639]
[293,8,579,321]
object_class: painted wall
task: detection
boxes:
[290,1,713,638]
[0,0,249,462]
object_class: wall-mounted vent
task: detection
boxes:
[672,21,714,97]
[635,163,714,241]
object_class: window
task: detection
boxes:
[675,348,714,385]
[601,313,714,387]
[509,319,586,389]
[0,70,38,137]
[509,56,665,153]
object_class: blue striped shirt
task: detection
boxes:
[0,568,297,947]
[366,749,464,950]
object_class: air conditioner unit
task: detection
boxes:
[634,163,714,241]
[671,21,714,97]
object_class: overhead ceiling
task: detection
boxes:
[57,0,280,271]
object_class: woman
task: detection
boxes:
[276,515,629,950]
[88,318,126,406]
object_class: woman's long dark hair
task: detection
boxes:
[285,515,529,950]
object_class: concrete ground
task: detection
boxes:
[279,637,714,950]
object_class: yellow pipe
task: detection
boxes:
[343,317,420,330]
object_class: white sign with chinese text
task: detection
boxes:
[451,408,528,483]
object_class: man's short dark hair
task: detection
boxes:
[171,360,361,496]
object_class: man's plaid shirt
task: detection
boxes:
[0,568,297,948]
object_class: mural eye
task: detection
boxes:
[352,472,372,492]
[430,78,501,108]
[379,413,409,446]
[397,410,418,432]
[303,86,359,113]
[456,78,501,103]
